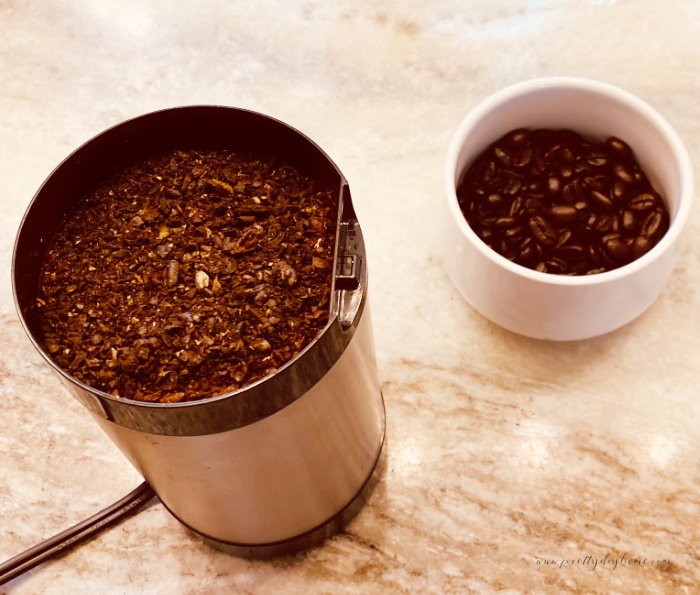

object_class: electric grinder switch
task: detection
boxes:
[335,220,362,291]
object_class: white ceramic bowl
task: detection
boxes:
[444,77,693,341]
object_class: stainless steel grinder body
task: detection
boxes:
[12,107,385,553]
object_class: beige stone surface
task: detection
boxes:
[1,1,699,593]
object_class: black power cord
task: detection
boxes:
[0,482,156,585]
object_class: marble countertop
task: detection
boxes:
[1,1,699,593]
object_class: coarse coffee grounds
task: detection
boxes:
[37,149,337,403]
[457,128,670,275]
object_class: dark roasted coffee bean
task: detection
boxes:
[529,216,558,247]
[614,163,635,184]
[504,225,524,240]
[611,215,620,233]
[632,236,652,259]
[503,177,521,195]
[604,238,631,263]
[525,196,544,212]
[509,196,524,217]
[487,193,503,206]
[621,210,635,232]
[528,179,545,193]
[556,244,586,261]
[479,214,497,227]
[494,147,511,166]
[583,176,603,191]
[606,136,632,156]
[601,232,621,243]
[628,193,657,211]
[531,152,547,175]
[588,243,602,264]
[493,216,517,229]
[560,164,574,179]
[641,209,663,239]
[594,215,613,233]
[574,162,592,175]
[612,181,626,200]
[589,189,613,210]
[556,229,572,249]
[483,161,496,181]
[545,257,568,273]
[505,129,529,147]
[586,267,607,275]
[547,176,561,194]
[587,153,608,167]
[518,240,537,263]
[561,183,577,203]
[549,205,577,223]
[535,261,547,273]
[513,146,533,167]
[558,146,574,163]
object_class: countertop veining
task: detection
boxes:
[1,1,699,593]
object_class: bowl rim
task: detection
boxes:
[445,76,694,287]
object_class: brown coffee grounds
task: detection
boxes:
[37,149,337,403]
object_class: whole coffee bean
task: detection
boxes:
[589,189,613,210]
[513,146,533,167]
[560,164,574,179]
[641,210,663,239]
[528,179,545,193]
[519,238,540,263]
[556,243,586,261]
[614,163,635,184]
[606,136,632,156]
[456,127,670,275]
[601,232,621,244]
[629,193,657,211]
[545,257,568,273]
[594,215,613,233]
[529,216,557,247]
[612,181,627,200]
[509,195,524,217]
[504,177,522,195]
[632,236,652,259]
[494,216,517,228]
[549,205,578,223]
[587,243,603,265]
[525,197,544,212]
[621,210,635,232]
[583,176,603,191]
[604,237,631,263]
[587,153,608,167]
[505,129,529,147]
[548,176,561,194]
[558,147,575,163]
[504,226,524,241]
[494,147,511,166]
[561,182,577,203]
[556,228,573,249]
[483,161,496,181]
